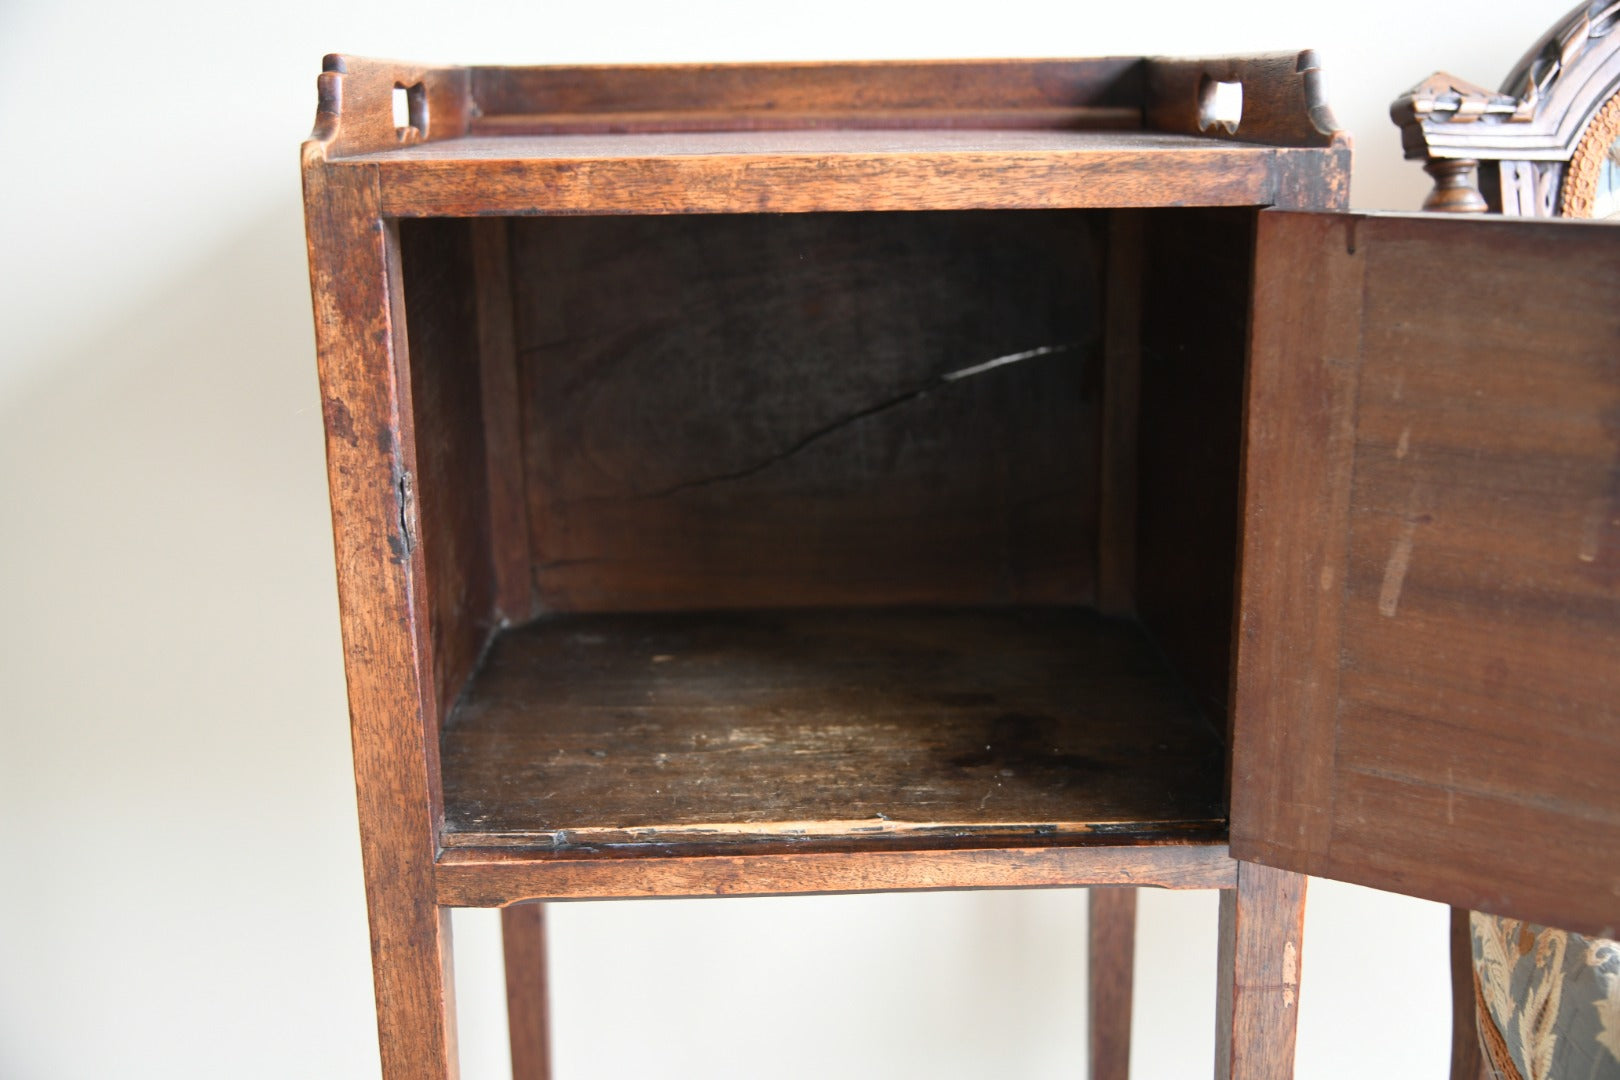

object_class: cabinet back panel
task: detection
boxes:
[508,211,1104,612]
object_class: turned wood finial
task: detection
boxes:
[1422,158,1489,212]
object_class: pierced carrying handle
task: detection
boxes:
[1143,51,1347,149]
[304,55,471,163]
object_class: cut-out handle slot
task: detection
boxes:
[1197,77,1243,134]
[393,82,427,140]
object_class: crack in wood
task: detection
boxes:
[632,342,1083,500]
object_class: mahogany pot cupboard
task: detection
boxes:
[300,50,1620,1080]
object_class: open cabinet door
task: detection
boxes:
[1231,210,1620,937]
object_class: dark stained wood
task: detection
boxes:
[302,141,458,1079]
[1235,212,1620,940]
[1215,863,1306,1080]
[509,211,1101,613]
[1390,7,1620,215]
[1449,906,1485,1080]
[1230,210,1365,857]
[398,220,499,723]
[469,58,1146,133]
[440,609,1227,851]
[436,843,1238,906]
[1422,158,1489,213]
[470,219,533,624]
[1098,210,1144,617]
[340,131,1329,217]
[501,904,552,1080]
[1089,887,1137,1080]
[472,106,1143,135]
[1145,51,1345,148]
[1134,208,1256,724]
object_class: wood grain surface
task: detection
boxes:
[501,903,551,1080]
[471,219,535,625]
[439,608,1226,851]
[1231,209,1365,852]
[1089,887,1138,1080]
[1449,906,1485,1080]
[303,153,458,1080]
[397,219,498,726]
[506,210,1101,613]
[343,131,1328,216]
[1234,211,1620,939]
[435,842,1237,906]
[468,57,1146,133]
[1215,862,1306,1080]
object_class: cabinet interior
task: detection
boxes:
[394,205,1256,854]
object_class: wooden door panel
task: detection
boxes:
[1233,210,1620,937]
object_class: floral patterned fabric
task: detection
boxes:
[1472,912,1620,1080]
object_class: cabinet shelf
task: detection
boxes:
[440,607,1226,853]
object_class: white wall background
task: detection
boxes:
[0,2,1568,1076]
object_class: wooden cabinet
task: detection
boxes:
[301,50,1618,1079]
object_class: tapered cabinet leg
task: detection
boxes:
[1448,907,1485,1080]
[364,900,460,1080]
[1215,863,1306,1080]
[502,903,554,1080]
[1089,887,1137,1080]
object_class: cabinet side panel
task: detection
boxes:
[509,211,1103,612]
[303,163,457,1075]
[1135,208,1257,724]
[398,219,498,721]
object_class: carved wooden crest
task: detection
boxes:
[1391,0,1620,162]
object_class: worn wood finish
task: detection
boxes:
[341,131,1338,217]
[1230,211,1366,860]
[441,609,1226,850]
[1146,51,1344,148]
[470,219,533,624]
[397,220,499,723]
[469,58,1145,135]
[509,211,1100,613]
[314,56,470,159]
[1089,887,1137,1080]
[1215,863,1306,1080]
[302,144,458,1078]
[1234,212,1620,939]
[436,843,1238,906]
[501,904,551,1080]
[1134,208,1256,725]
[1449,906,1486,1080]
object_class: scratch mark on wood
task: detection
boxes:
[1379,517,1419,617]
[1378,523,1417,618]
[1283,939,1299,1007]
[1580,496,1606,563]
